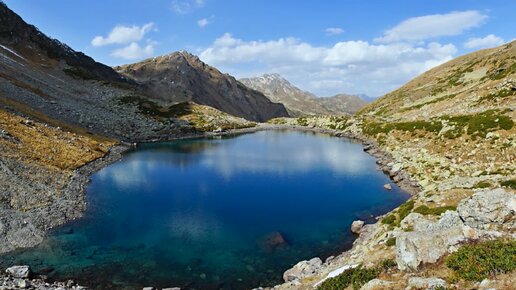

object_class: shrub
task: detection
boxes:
[398,199,415,222]
[413,205,457,216]
[446,239,516,281]
[297,117,308,126]
[317,266,379,290]
[386,237,396,247]
[500,179,516,189]
[381,214,397,225]
[474,181,491,189]
[379,259,397,271]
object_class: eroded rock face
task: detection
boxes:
[457,188,515,231]
[396,211,465,271]
[283,257,322,282]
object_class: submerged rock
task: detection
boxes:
[260,231,289,251]
[351,220,365,234]
[283,257,322,282]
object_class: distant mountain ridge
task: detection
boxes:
[240,73,367,117]
[114,52,289,122]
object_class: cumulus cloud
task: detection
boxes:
[171,0,205,14]
[375,11,487,43]
[198,18,209,28]
[91,23,155,46]
[464,34,505,49]
[200,33,457,96]
[111,42,155,60]
[325,27,344,36]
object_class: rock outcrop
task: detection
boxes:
[351,220,365,234]
[283,258,322,282]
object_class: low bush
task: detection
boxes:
[413,205,457,216]
[317,266,379,290]
[446,239,516,281]
[500,179,516,189]
[386,237,396,247]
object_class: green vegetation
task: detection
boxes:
[379,259,397,271]
[474,181,492,189]
[446,239,516,281]
[267,118,287,125]
[297,117,308,126]
[362,120,442,136]
[386,237,396,247]
[500,179,516,189]
[442,110,514,139]
[413,205,457,216]
[381,200,415,228]
[478,89,516,103]
[488,61,516,80]
[401,94,457,112]
[327,116,349,130]
[317,266,379,290]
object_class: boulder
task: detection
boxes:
[407,277,446,290]
[6,265,31,278]
[396,211,465,271]
[400,213,433,231]
[383,183,392,190]
[283,257,322,282]
[457,188,516,230]
[260,231,288,251]
[351,220,365,234]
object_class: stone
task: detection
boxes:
[261,231,288,251]
[142,287,155,290]
[396,211,465,271]
[407,277,446,289]
[351,220,365,234]
[457,188,516,230]
[6,265,31,278]
[400,213,432,231]
[384,183,392,190]
[283,257,322,282]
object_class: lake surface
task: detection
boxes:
[1,130,409,289]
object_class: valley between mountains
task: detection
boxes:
[0,1,515,290]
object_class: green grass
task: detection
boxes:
[500,179,516,189]
[317,266,379,290]
[401,94,457,112]
[446,239,516,281]
[441,110,514,139]
[413,205,457,216]
[379,259,397,271]
[63,67,99,80]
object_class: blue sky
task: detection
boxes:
[4,0,515,97]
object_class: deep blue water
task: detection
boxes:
[1,131,409,289]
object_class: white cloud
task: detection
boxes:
[111,42,155,60]
[375,11,487,43]
[92,23,155,46]
[464,34,505,49]
[325,27,344,36]
[197,18,210,28]
[200,33,457,97]
[171,0,205,14]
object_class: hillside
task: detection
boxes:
[359,41,515,121]
[115,52,289,122]
[271,41,515,290]
[240,73,367,116]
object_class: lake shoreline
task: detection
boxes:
[1,123,420,289]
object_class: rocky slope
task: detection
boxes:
[268,41,515,290]
[115,53,289,122]
[240,73,367,116]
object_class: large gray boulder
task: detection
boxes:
[457,188,515,230]
[407,277,447,290]
[5,265,31,278]
[396,211,465,271]
[351,220,365,234]
[283,257,322,282]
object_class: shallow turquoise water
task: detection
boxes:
[1,131,409,289]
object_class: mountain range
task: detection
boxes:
[240,74,368,117]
